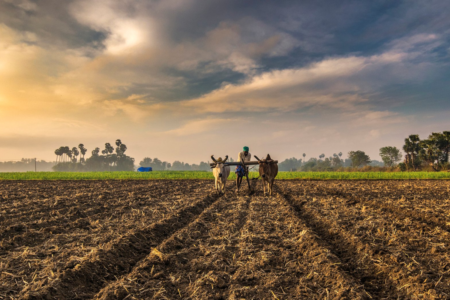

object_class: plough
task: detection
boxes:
[210,155,278,192]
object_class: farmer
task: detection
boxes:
[236,146,251,192]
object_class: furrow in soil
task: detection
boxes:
[93,191,248,300]
[279,184,444,299]
[16,191,221,300]
[226,190,368,300]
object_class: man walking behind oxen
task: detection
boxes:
[236,146,251,192]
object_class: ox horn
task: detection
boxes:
[211,155,218,163]
[222,155,229,163]
[254,155,262,162]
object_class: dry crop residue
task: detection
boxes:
[1,180,449,299]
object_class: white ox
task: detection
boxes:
[211,155,230,194]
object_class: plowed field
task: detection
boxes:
[1,180,449,299]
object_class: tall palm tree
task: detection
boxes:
[62,146,70,162]
[54,149,60,163]
[78,144,87,163]
[72,147,79,163]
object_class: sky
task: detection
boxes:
[1,0,449,164]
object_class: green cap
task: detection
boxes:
[243,146,249,152]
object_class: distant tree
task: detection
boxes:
[54,148,63,163]
[72,147,80,163]
[419,139,440,171]
[278,157,302,171]
[428,131,450,163]
[303,153,306,160]
[338,152,342,159]
[319,153,325,160]
[379,146,402,167]
[140,157,153,167]
[348,150,371,168]
[403,134,421,170]
[301,158,318,171]
[139,157,169,170]
[92,147,100,156]
[331,156,342,167]
[78,144,87,163]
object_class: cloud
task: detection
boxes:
[165,118,237,136]
[3,0,37,11]
[1,0,450,163]
[180,33,445,113]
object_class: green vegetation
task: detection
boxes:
[1,171,449,180]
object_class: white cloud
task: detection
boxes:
[70,0,153,54]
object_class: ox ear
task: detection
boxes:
[222,155,229,163]
[211,155,217,163]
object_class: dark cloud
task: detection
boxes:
[0,0,105,49]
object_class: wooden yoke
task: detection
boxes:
[209,160,277,167]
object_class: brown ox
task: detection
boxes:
[255,154,278,196]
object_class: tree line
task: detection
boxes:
[276,130,449,172]
[277,152,384,172]
[138,158,211,171]
[401,131,450,171]
[53,139,135,171]
[52,140,212,172]
[4,130,447,173]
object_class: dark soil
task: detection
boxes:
[0,180,449,299]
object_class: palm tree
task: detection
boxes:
[78,144,87,163]
[67,148,73,162]
[119,143,127,154]
[72,147,79,163]
[62,146,70,162]
[91,147,99,156]
[55,149,60,163]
